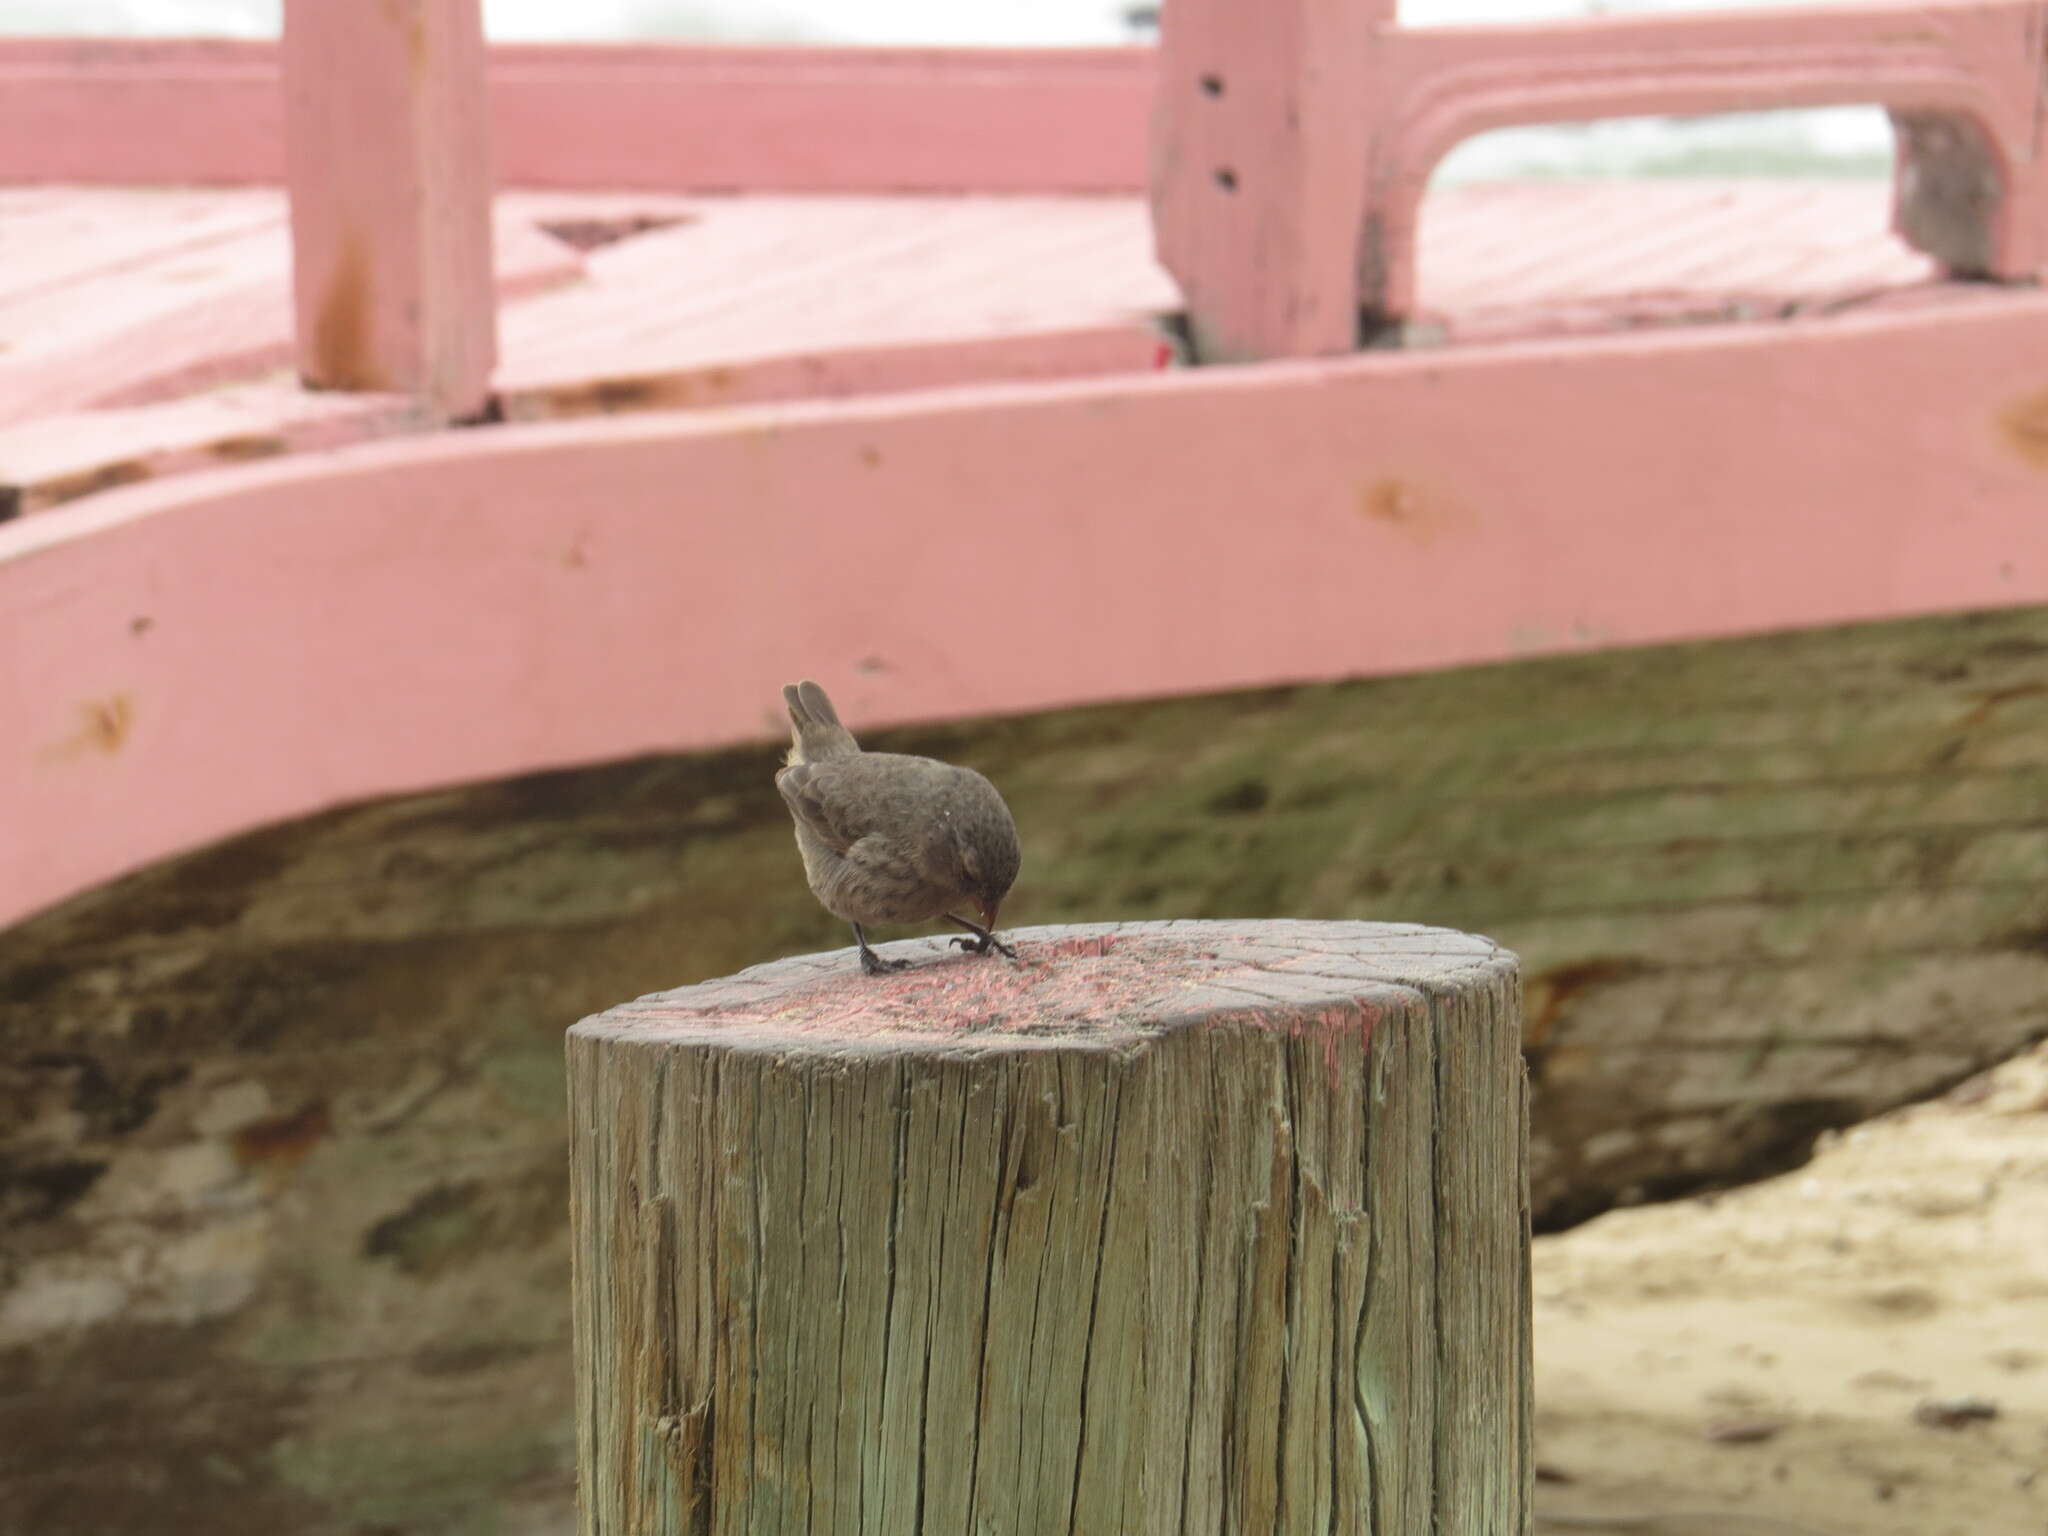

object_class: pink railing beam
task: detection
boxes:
[7,287,2048,929]
[282,0,498,419]
[1152,0,2048,359]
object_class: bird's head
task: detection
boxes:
[956,807,1021,930]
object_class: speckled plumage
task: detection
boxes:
[776,680,1021,974]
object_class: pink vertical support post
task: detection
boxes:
[282,0,497,420]
[1150,0,1382,362]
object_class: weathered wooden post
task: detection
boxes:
[281,0,497,420]
[567,920,1529,1533]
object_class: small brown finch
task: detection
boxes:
[776,680,1021,975]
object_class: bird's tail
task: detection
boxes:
[783,680,860,763]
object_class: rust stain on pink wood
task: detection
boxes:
[210,434,289,464]
[1995,386,2048,469]
[405,13,427,85]
[563,374,688,414]
[381,0,427,83]
[310,233,381,391]
[1358,476,1460,542]
[84,695,133,753]
[539,366,740,419]
[40,694,136,762]
[38,457,150,512]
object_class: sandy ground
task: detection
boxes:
[1531,1038,2048,1535]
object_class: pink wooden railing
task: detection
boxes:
[234,0,2048,406]
[0,40,1152,193]
[281,2,496,419]
[270,3,1142,420]
[1151,0,2048,358]
[9,6,2048,930]
[8,288,2048,931]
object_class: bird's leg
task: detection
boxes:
[944,913,1019,961]
[853,923,911,975]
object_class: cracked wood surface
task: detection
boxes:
[566,919,1531,1534]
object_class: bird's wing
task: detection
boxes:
[776,757,905,855]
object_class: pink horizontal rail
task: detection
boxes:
[7,291,2048,928]
[0,39,1155,192]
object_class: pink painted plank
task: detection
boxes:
[488,46,1153,194]
[493,196,1177,404]
[496,326,1169,423]
[281,0,497,418]
[0,200,575,425]
[6,288,2047,928]
[0,187,279,307]
[0,40,282,185]
[1413,180,1931,340]
[0,383,422,520]
[1153,0,2048,356]
[0,183,1939,510]
[495,184,1928,407]
[0,40,1154,194]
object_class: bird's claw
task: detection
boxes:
[860,950,912,976]
[950,933,1020,962]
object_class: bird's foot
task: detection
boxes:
[949,932,1019,961]
[852,924,912,976]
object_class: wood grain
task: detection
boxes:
[566,920,1530,1533]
